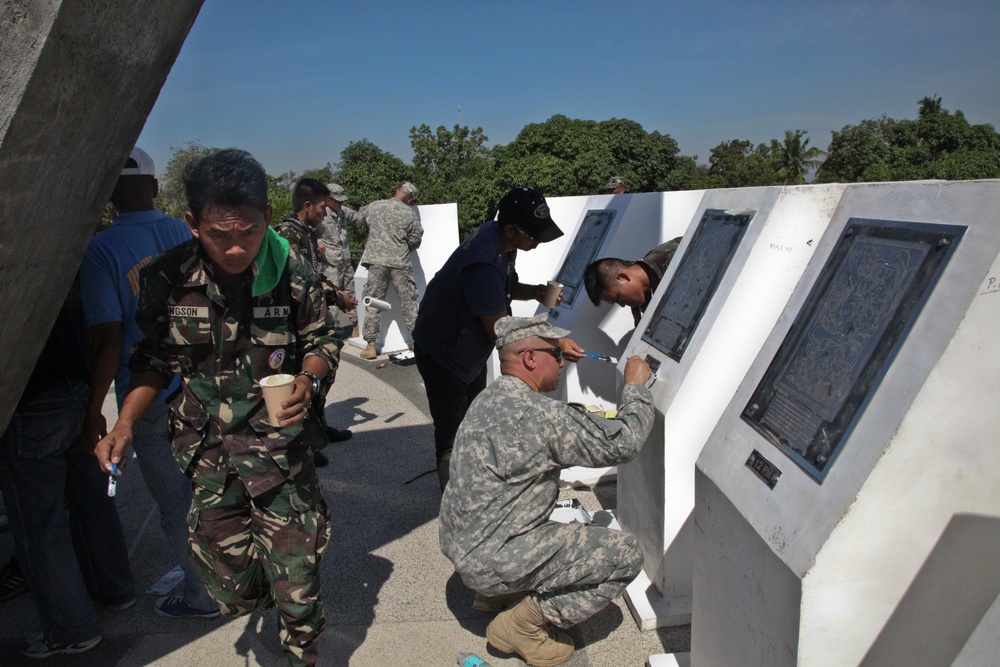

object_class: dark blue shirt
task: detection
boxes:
[412,220,517,383]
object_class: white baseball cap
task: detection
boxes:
[121,146,155,177]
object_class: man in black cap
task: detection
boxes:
[412,187,585,489]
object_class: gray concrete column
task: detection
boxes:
[0,0,203,428]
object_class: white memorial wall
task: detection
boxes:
[616,184,846,629]
[683,180,1000,666]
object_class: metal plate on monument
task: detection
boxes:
[552,209,615,311]
[642,209,753,360]
[742,219,963,481]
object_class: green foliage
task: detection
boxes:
[267,172,295,223]
[157,99,999,248]
[774,130,825,185]
[155,141,224,219]
[705,139,777,188]
[817,99,1000,183]
[491,115,683,197]
[333,139,412,208]
[410,123,492,184]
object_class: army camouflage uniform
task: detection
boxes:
[132,239,339,667]
[357,197,422,341]
[633,236,682,325]
[319,206,362,326]
[439,374,654,628]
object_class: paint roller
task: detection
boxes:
[363,296,392,312]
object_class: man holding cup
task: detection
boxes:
[95,150,339,667]
[412,187,585,490]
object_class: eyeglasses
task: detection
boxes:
[518,347,563,362]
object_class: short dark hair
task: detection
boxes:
[583,257,632,306]
[291,178,330,213]
[183,149,268,222]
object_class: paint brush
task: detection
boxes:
[582,352,619,364]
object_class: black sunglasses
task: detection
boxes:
[518,347,562,361]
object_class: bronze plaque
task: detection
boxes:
[742,219,963,481]
[553,209,615,309]
[642,209,753,360]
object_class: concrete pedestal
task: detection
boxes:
[617,184,845,629]
[691,180,1000,665]
[0,0,201,427]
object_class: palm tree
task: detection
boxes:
[774,130,825,184]
[917,95,943,118]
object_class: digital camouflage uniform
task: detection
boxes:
[439,375,654,628]
[131,239,339,667]
[357,197,422,341]
[633,236,682,325]
[319,206,362,325]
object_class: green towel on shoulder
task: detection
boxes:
[252,227,289,297]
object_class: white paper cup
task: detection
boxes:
[543,281,563,308]
[259,374,295,426]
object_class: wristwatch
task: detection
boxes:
[295,371,321,396]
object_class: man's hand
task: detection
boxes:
[82,411,108,455]
[338,291,358,309]
[275,376,312,427]
[623,355,652,386]
[95,426,133,475]
[557,337,586,363]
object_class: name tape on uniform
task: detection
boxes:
[254,306,290,318]
[169,305,208,318]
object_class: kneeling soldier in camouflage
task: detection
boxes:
[96,150,338,667]
[439,313,654,666]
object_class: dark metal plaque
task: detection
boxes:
[742,219,963,481]
[642,209,754,360]
[553,209,616,309]
[746,450,782,489]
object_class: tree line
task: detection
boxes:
[152,95,1000,246]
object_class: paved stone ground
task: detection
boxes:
[0,346,690,666]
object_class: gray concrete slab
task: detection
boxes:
[0,344,689,665]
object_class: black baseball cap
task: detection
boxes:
[497,187,564,243]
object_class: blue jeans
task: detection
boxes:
[0,381,134,643]
[132,401,215,610]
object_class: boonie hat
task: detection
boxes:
[603,176,626,191]
[327,183,348,202]
[121,146,155,177]
[497,187,564,243]
[494,313,571,349]
[400,181,420,201]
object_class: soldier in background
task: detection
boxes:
[582,237,682,325]
[276,178,355,448]
[357,182,422,360]
[603,176,627,194]
[320,183,362,338]
[439,313,653,666]
[96,149,339,667]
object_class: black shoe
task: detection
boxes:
[0,556,28,603]
[325,427,352,443]
[314,451,329,467]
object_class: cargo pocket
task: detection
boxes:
[283,479,331,584]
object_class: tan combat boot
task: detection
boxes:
[351,324,360,338]
[360,341,377,360]
[486,596,574,666]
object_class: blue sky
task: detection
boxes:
[138,0,1000,178]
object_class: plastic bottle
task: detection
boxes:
[456,652,494,667]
